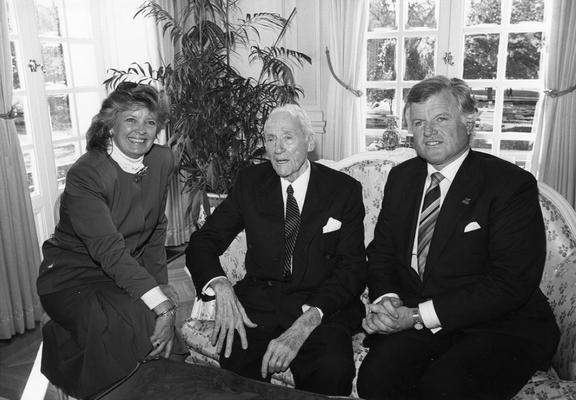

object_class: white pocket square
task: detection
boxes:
[322,217,342,233]
[464,221,481,233]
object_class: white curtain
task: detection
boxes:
[323,0,368,161]
[531,0,576,208]
[157,0,194,246]
[0,0,43,339]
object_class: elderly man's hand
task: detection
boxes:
[211,278,257,358]
[363,297,413,334]
[260,307,322,378]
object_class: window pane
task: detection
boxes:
[406,0,437,29]
[404,37,435,81]
[465,0,501,25]
[471,138,493,152]
[11,41,21,89]
[473,88,496,132]
[36,0,63,37]
[54,142,79,189]
[506,32,543,80]
[463,34,499,80]
[48,94,73,139]
[13,96,30,145]
[70,43,98,86]
[500,140,533,169]
[75,92,100,135]
[367,38,397,81]
[64,0,92,38]
[366,89,396,129]
[511,0,544,24]
[7,1,15,34]
[369,0,397,31]
[41,42,68,87]
[23,151,38,194]
[502,89,539,133]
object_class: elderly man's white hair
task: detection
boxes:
[265,104,314,137]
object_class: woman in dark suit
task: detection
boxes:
[37,82,176,399]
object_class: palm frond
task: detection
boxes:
[135,1,184,44]
[273,7,297,47]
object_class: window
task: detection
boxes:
[9,0,104,242]
[364,0,548,170]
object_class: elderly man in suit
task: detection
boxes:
[357,76,559,400]
[185,104,366,396]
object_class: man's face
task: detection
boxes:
[264,111,313,182]
[407,90,471,170]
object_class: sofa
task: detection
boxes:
[180,148,576,399]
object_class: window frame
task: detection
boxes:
[362,0,550,171]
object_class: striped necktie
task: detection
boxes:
[283,185,300,280]
[417,172,445,278]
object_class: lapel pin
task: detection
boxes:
[462,198,471,205]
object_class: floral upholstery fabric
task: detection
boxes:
[181,155,576,399]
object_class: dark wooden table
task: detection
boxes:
[95,358,353,400]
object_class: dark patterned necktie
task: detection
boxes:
[283,185,300,280]
[417,172,445,278]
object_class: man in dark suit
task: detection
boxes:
[185,104,366,396]
[357,76,559,400]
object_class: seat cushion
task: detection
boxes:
[512,369,576,400]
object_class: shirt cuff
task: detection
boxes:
[140,286,170,310]
[202,275,228,296]
[302,304,324,320]
[373,292,399,304]
[419,300,442,333]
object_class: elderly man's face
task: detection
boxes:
[264,111,313,182]
[407,90,471,170]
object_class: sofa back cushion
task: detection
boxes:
[338,160,397,246]
[537,184,576,380]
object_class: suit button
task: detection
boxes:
[324,254,332,260]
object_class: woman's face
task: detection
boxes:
[111,107,158,159]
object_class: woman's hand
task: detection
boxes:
[147,301,176,360]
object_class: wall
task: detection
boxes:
[239,0,332,159]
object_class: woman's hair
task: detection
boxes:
[86,82,169,152]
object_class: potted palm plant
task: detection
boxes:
[104,0,311,225]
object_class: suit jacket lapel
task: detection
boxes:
[291,163,334,284]
[255,165,284,219]
[423,151,482,281]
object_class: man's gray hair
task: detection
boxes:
[403,75,478,119]
[266,104,314,137]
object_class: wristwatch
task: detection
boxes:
[412,308,424,330]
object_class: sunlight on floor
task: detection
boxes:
[20,342,48,400]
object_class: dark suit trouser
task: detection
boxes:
[218,278,356,397]
[220,320,355,396]
[357,328,548,400]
